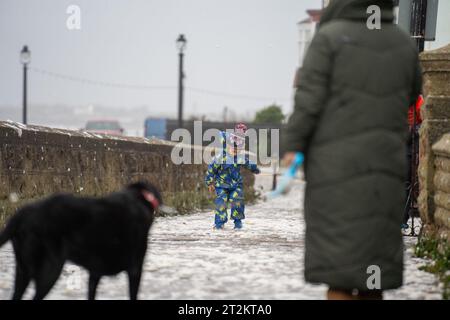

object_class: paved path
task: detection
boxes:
[0,175,443,299]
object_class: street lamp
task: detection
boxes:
[20,45,31,125]
[411,0,428,53]
[176,34,187,129]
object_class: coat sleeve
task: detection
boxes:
[205,158,219,186]
[284,31,333,153]
[243,156,260,174]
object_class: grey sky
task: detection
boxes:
[0,0,320,122]
[1,0,449,123]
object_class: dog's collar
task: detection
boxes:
[142,191,160,210]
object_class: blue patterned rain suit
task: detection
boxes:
[205,133,260,228]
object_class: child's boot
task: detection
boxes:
[214,224,225,230]
[234,219,243,230]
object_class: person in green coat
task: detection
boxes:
[283,0,422,300]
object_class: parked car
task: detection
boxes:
[84,120,124,136]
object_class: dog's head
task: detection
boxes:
[127,181,162,212]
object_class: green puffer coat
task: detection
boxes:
[284,0,422,290]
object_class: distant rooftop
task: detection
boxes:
[298,9,323,24]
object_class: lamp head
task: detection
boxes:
[176,34,187,52]
[20,45,31,65]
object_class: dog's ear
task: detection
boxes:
[127,181,149,191]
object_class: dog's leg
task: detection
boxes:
[33,258,64,300]
[127,267,142,300]
[88,274,101,300]
[12,262,30,300]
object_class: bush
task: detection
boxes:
[415,236,450,300]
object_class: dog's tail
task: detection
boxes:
[0,217,15,248]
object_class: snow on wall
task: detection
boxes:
[0,120,255,225]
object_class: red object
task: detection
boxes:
[408,95,424,127]
[235,122,248,133]
[142,190,160,209]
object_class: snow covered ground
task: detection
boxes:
[0,173,443,300]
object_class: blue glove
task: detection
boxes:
[267,152,304,199]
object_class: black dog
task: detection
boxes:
[0,181,161,300]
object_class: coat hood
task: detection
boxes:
[320,0,395,29]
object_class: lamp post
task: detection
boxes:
[176,34,187,129]
[407,0,428,236]
[20,45,31,125]
[411,0,428,53]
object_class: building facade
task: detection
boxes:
[297,9,322,67]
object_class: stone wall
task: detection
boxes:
[430,135,450,240]
[0,121,256,226]
[418,43,450,241]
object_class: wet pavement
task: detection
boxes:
[0,174,443,300]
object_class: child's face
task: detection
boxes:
[227,145,238,156]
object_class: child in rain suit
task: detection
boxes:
[205,125,260,230]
